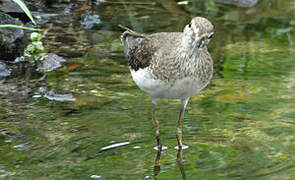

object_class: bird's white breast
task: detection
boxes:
[130,67,210,100]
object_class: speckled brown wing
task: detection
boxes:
[121,31,157,71]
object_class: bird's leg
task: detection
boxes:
[153,148,162,178]
[176,98,190,150]
[152,100,162,150]
[176,148,186,180]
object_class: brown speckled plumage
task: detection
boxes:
[119,17,214,150]
[121,17,213,86]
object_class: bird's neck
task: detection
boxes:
[176,34,212,75]
[179,34,194,57]
[178,34,208,61]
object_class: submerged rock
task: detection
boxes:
[80,12,101,29]
[90,175,101,179]
[0,2,24,13]
[0,12,28,61]
[37,87,75,102]
[214,0,258,7]
[44,91,75,102]
[0,61,11,80]
[36,53,66,72]
[0,2,30,23]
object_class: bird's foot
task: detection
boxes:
[174,145,189,150]
[153,145,168,151]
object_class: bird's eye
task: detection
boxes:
[208,33,214,39]
[188,23,191,28]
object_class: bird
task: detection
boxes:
[119,17,214,150]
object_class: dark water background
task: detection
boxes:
[1,0,295,179]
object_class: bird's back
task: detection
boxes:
[121,31,182,72]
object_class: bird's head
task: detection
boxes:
[183,17,214,58]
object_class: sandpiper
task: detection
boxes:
[120,17,214,150]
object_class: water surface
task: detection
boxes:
[1,0,295,179]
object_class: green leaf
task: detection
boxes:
[0,24,41,31]
[177,1,189,5]
[30,32,42,41]
[12,0,36,25]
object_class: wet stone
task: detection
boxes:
[0,166,11,176]
[80,12,101,29]
[0,2,24,13]
[37,53,66,72]
[33,12,59,25]
[0,12,28,61]
[38,87,75,102]
[90,175,101,179]
[0,2,30,23]
[0,61,11,80]
[44,91,75,102]
[214,0,258,7]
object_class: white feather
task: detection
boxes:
[130,68,209,100]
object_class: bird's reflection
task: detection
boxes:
[176,148,186,180]
[153,149,161,178]
[153,148,186,180]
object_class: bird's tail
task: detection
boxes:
[118,24,146,39]
[118,24,148,60]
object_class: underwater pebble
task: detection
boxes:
[81,13,101,29]
[101,142,130,151]
[13,143,28,150]
[90,90,98,93]
[90,175,101,179]
[33,94,42,98]
[5,139,12,143]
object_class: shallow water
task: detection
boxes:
[1,0,295,179]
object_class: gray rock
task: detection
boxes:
[0,2,24,13]
[37,87,75,102]
[80,12,101,29]
[0,61,11,79]
[37,53,66,72]
[0,2,31,23]
[214,0,258,7]
[44,90,75,102]
[0,12,28,61]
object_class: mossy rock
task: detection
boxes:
[0,12,28,61]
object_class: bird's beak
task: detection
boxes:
[189,32,214,58]
[189,37,201,58]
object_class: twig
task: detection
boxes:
[99,1,156,5]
